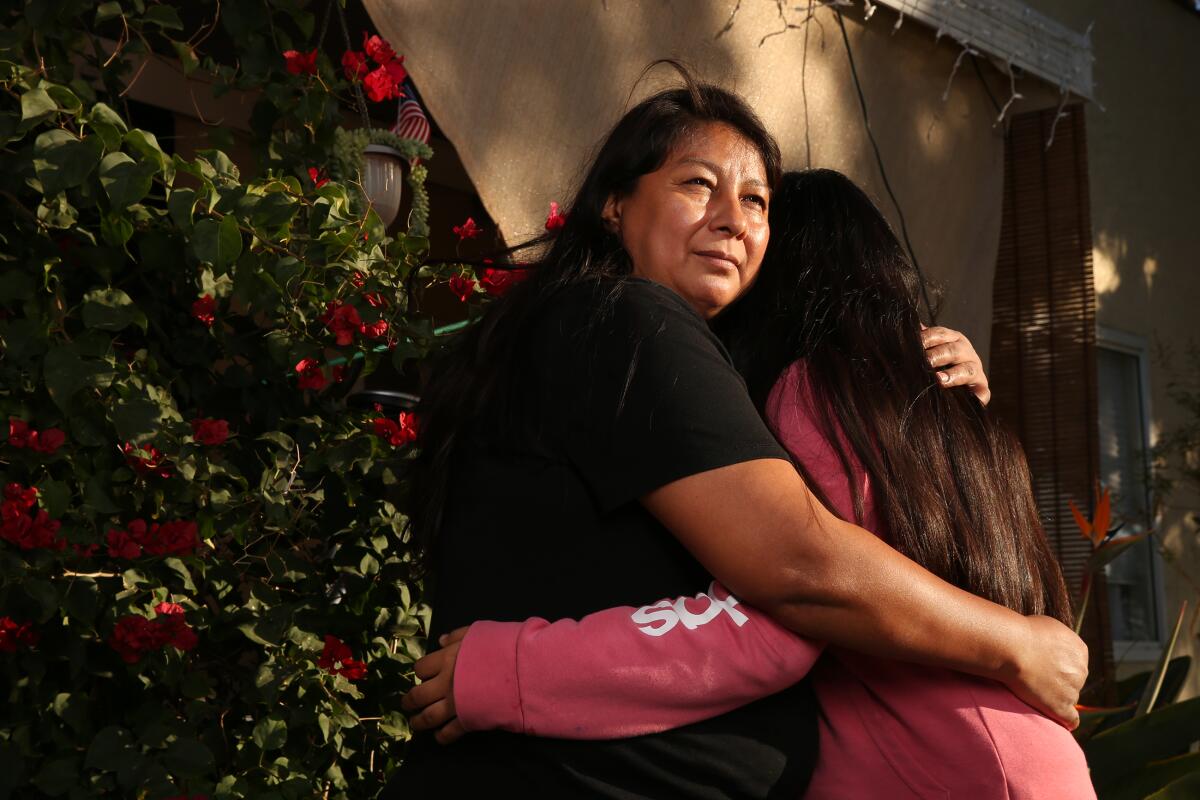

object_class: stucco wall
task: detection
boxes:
[363,0,1013,354]
[1032,0,1200,693]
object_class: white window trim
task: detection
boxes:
[1097,326,1167,663]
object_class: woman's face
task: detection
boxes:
[603,123,770,319]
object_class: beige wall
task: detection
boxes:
[1033,0,1200,694]
[364,0,1022,355]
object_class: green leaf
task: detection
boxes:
[94,2,122,24]
[180,670,214,699]
[63,579,100,625]
[89,102,128,134]
[99,213,134,246]
[249,192,297,229]
[21,88,57,124]
[24,578,59,622]
[82,287,146,332]
[162,737,214,777]
[43,346,92,412]
[1137,602,1189,717]
[45,85,82,116]
[109,396,164,443]
[142,5,183,29]
[257,431,295,450]
[31,756,78,796]
[123,129,167,169]
[33,130,104,195]
[1148,770,1200,799]
[168,187,198,229]
[1086,696,1200,787]
[99,151,155,208]
[172,40,200,76]
[192,216,243,271]
[36,479,71,518]
[252,716,288,751]
[83,474,122,513]
[85,726,136,772]
[0,271,34,304]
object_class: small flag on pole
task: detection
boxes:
[392,78,431,148]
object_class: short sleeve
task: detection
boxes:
[544,279,789,511]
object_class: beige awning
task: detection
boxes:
[363,0,1072,357]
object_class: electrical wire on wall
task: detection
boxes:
[833,7,937,324]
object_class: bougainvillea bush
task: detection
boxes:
[0,2,456,797]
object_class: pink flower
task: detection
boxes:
[318,634,368,680]
[363,63,403,103]
[7,418,31,448]
[0,617,38,653]
[29,427,65,454]
[372,411,418,447]
[359,319,388,340]
[362,32,396,65]
[341,49,369,82]
[283,49,319,76]
[106,528,143,560]
[480,267,532,297]
[190,418,230,446]
[545,201,567,231]
[295,358,327,391]
[308,167,330,189]
[122,442,172,478]
[191,295,216,327]
[453,217,482,241]
[448,276,476,302]
[321,301,363,346]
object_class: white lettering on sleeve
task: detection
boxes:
[631,582,750,637]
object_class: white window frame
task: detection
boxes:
[1097,327,1167,662]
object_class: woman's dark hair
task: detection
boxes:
[411,63,781,566]
[716,169,1072,624]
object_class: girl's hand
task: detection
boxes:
[401,626,471,744]
[1003,615,1089,730]
[921,325,991,405]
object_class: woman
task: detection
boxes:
[403,170,1096,798]
[390,71,1086,798]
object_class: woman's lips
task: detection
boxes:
[694,250,740,271]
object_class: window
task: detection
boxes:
[1097,330,1164,655]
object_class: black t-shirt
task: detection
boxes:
[391,278,819,799]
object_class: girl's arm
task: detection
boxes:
[445,581,822,739]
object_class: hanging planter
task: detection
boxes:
[329,127,433,236]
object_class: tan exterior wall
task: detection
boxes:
[1032,0,1200,695]
[364,0,1013,355]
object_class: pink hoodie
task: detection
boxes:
[452,361,1095,798]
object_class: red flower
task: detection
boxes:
[362,32,396,65]
[283,48,319,75]
[0,617,38,653]
[122,442,172,478]
[109,615,162,663]
[191,295,216,327]
[143,520,200,557]
[7,418,31,448]
[349,272,366,289]
[154,602,198,651]
[29,427,65,454]
[448,276,476,302]
[362,291,388,308]
[318,634,368,680]
[4,483,38,510]
[362,60,406,103]
[321,301,363,346]
[191,418,230,446]
[341,49,369,82]
[308,167,330,189]
[106,528,143,560]
[73,542,99,558]
[453,217,482,241]
[295,358,327,391]
[480,267,532,297]
[372,411,418,447]
[545,201,568,231]
[332,365,349,384]
[359,319,389,340]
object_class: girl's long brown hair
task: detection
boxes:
[717,169,1072,624]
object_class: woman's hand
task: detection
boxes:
[1002,615,1089,730]
[921,325,991,405]
[401,627,470,744]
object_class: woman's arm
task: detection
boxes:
[430,582,822,739]
[644,459,1086,726]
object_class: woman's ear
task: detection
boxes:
[601,194,621,234]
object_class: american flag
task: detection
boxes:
[391,78,431,146]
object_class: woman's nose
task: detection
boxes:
[709,190,748,239]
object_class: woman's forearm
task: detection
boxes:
[453,581,823,738]
[643,458,1084,723]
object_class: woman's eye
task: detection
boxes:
[742,194,767,209]
[686,177,714,189]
